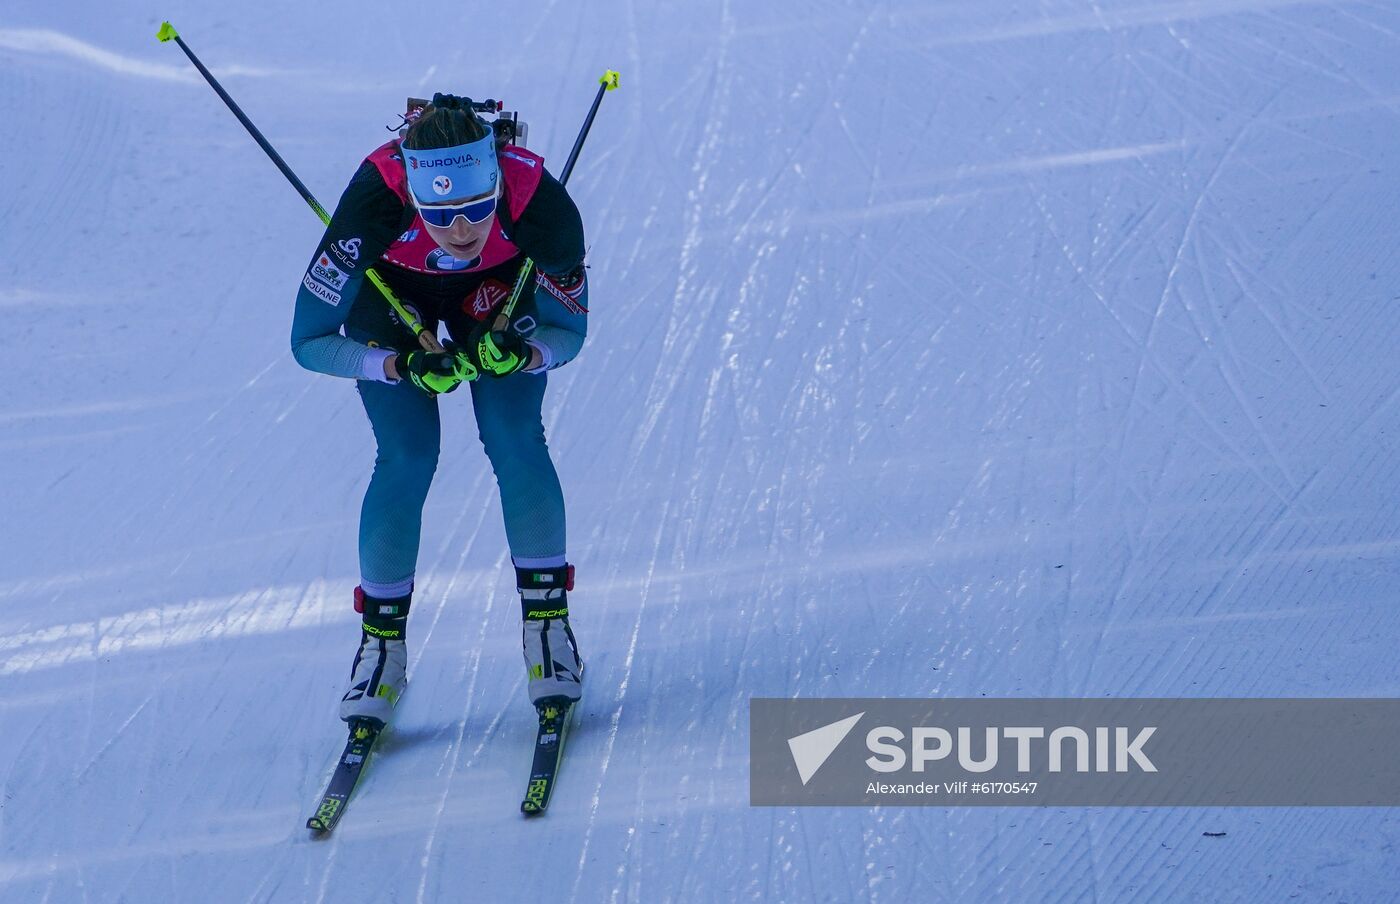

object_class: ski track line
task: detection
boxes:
[73,693,154,784]
[1194,381,1400,618]
[1138,147,1229,394]
[666,21,796,895]
[408,519,498,904]
[1023,176,1150,358]
[1178,233,1303,487]
[583,11,739,898]
[1111,73,1272,522]
[1221,254,1331,402]
[1289,6,1400,111]
[729,0,884,245]
[102,355,285,563]
[1333,2,1400,41]
[572,505,654,904]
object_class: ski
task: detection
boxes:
[520,698,577,815]
[307,719,382,833]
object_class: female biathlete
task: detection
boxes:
[289,94,587,726]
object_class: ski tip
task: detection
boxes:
[601,70,621,91]
[307,818,327,833]
[156,22,179,43]
[521,801,544,816]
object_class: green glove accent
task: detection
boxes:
[473,330,531,377]
[399,348,476,396]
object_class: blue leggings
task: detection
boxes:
[355,372,566,589]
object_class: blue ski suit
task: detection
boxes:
[289,139,587,596]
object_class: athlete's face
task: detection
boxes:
[415,191,497,261]
[421,211,495,260]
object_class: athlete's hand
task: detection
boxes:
[467,328,533,377]
[397,347,476,395]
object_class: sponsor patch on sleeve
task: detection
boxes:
[329,237,362,269]
[535,271,587,315]
[303,273,342,307]
[310,252,350,291]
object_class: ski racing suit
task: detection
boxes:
[289,140,587,598]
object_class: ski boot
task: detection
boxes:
[517,564,583,706]
[339,586,411,726]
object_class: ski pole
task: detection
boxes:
[156,22,444,353]
[491,70,620,333]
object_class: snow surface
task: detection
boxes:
[3,1,1400,901]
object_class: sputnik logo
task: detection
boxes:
[787,712,864,785]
